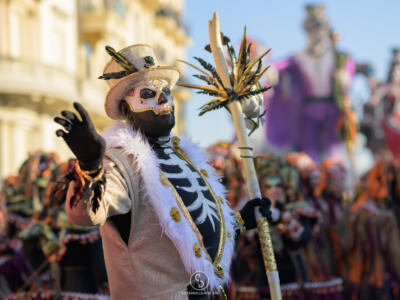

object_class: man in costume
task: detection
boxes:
[266,5,356,162]
[53,44,271,299]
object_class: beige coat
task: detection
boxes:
[66,122,237,300]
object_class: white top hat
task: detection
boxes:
[100,44,180,120]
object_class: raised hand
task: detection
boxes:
[54,102,106,171]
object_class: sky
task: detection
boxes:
[181,0,400,147]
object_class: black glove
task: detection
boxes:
[239,197,273,230]
[54,102,106,171]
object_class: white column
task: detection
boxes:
[0,0,8,55]
[9,3,21,57]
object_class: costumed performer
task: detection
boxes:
[266,5,356,162]
[54,44,272,300]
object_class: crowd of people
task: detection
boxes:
[0,142,399,299]
[207,143,400,300]
[0,153,108,299]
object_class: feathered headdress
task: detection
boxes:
[98,46,138,80]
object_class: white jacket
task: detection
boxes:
[66,122,237,299]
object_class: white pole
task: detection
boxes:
[208,12,282,300]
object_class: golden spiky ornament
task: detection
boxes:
[178,28,271,135]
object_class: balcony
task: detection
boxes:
[0,55,108,128]
[0,55,79,101]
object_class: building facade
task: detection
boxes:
[0,0,190,178]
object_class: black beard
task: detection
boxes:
[119,100,175,138]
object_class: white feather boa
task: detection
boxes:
[102,121,237,291]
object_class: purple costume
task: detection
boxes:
[266,54,355,162]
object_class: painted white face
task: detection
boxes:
[124,79,173,115]
[306,27,331,55]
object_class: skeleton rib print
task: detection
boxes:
[151,139,221,261]
[157,147,219,229]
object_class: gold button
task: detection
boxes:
[172,136,180,148]
[217,196,224,204]
[227,231,232,241]
[170,207,181,222]
[200,169,209,178]
[193,244,202,258]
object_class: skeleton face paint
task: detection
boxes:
[124,79,173,115]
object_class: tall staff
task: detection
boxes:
[179,12,282,300]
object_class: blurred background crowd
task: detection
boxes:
[0,0,399,299]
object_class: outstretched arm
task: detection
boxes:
[55,103,130,226]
